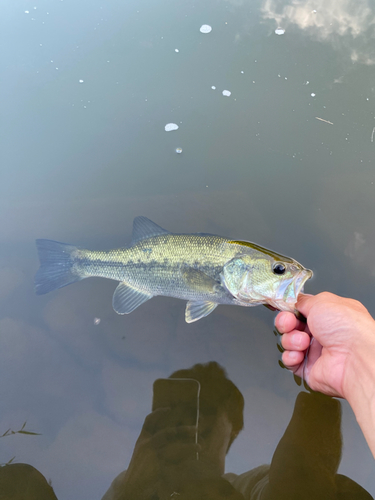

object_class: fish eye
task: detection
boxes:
[273,263,286,275]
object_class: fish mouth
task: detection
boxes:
[272,269,313,312]
[290,269,313,301]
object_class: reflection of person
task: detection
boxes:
[102,362,245,500]
[275,292,375,459]
[0,463,58,500]
[101,362,372,500]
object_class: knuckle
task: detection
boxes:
[317,291,335,301]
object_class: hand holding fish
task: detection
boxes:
[275,292,375,458]
[104,407,241,500]
[105,408,200,500]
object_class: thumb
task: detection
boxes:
[295,293,316,318]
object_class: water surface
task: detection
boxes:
[1,0,375,498]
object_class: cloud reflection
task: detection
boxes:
[261,0,375,64]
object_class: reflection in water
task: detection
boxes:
[0,463,57,500]
[97,362,372,500]
[1,363,373,498]
[261,0,375,64]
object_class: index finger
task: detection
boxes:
[275,311,307,334]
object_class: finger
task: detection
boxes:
[151,425,198,449]
[296,292,345,317]
[275,311,307,334]
[281,331,311,352]
[281,350,305,372]
[142,408,171,436]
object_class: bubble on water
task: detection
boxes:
[200,24,212,34]
[175,49,179,53]
[79,79,84,83]
[275,27,285,35]
[222,90,231,97]
[25,10,30,14]
[175,147,183,154]
[311,93,316,97]
[165,123,179,132]
[94,317,101,325]
[211,86,216,90]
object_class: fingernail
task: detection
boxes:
[275,318,285,333]
[289,351,299,362]
[292,333,302,348]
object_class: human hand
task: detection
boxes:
[275,292,375,399]
[116,408,199,500]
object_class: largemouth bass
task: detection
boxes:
[35,216,313,322]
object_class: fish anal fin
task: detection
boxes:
[185,301,218,323]
[131,217,170,244]
[112,282,153,314]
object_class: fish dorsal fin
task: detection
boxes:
[112,282,153,314]
[131,216,170,244]
[185,301,218,323]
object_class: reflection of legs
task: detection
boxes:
[0,463,58,500]
[267,392,342,500]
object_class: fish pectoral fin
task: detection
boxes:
[112,282,153,314]
[181,268,219,294]
[185,301,218,323]
[131,216,170,244]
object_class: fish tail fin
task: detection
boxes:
[35,239,82,295]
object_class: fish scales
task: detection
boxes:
[75,234,237,298]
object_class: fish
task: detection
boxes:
[34,216,313,323]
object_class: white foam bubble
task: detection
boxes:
[165,123,179,132]
[275,28,285,35]
[222,90,231,97]
[200,25,212,34]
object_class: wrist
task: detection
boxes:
[343,322,375,457]
[343,320,375,399]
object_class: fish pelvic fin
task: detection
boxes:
[185,300,218,323]
[35,239,82,295]
[112,282,153,314]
